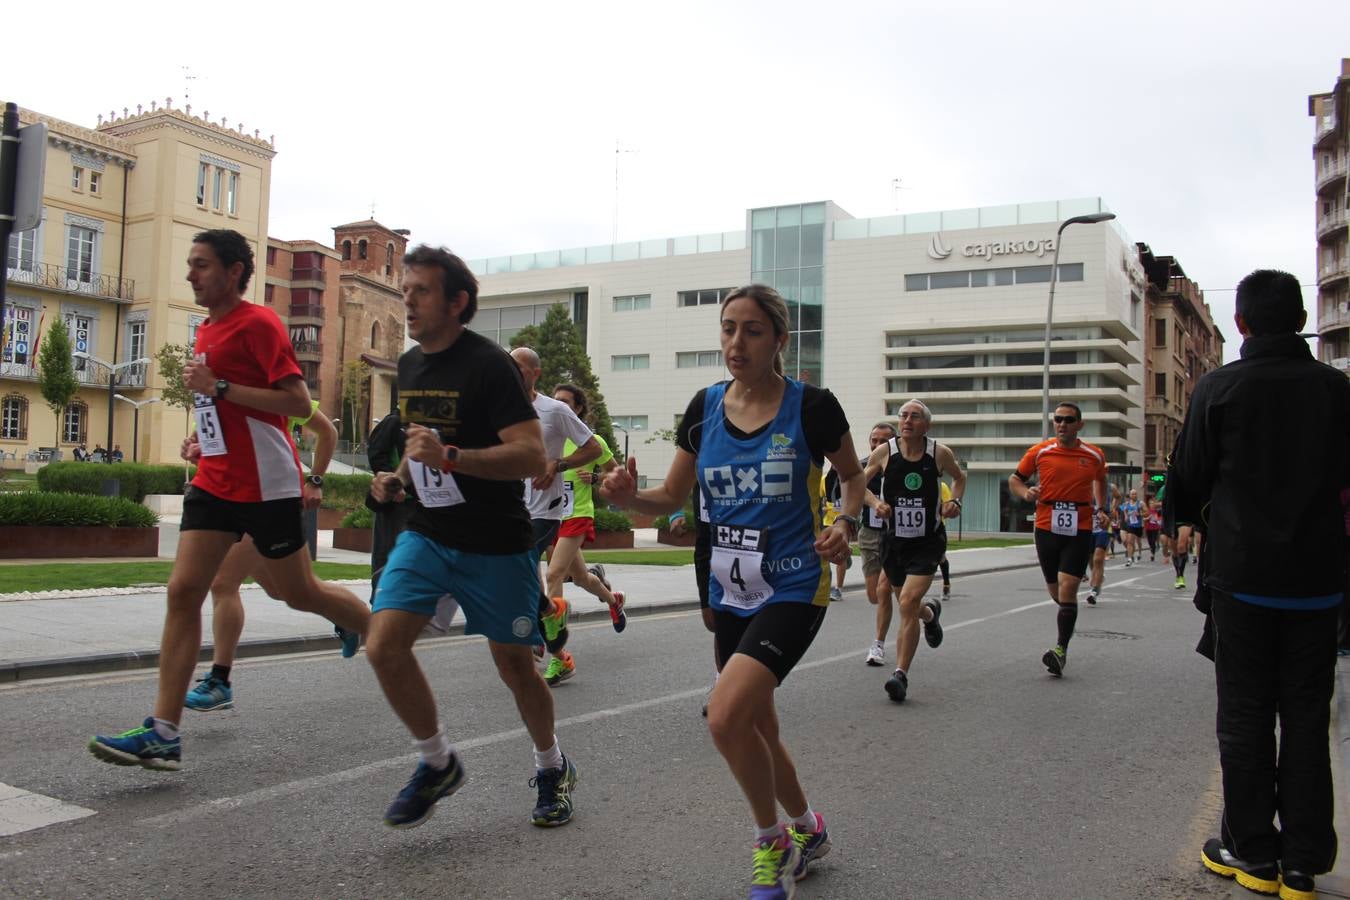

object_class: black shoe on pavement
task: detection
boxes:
[1280,870,1314,900]
[922,599,943,648]
[1199,838,1279,895]
[884,669,908,703]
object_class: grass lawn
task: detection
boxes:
[0,561,372,594]
[0,471,38,493]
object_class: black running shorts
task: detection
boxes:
[713,602,825,684]
[879,529,948,583]
[1034,528,1093,584]
[181,485,305,560]
[694,525,712,609]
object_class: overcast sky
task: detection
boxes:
[8,0,1349,361]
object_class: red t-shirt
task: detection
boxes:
[1014,438,1107,531]
[191,302,303,503]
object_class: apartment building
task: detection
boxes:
[1310,58,1350,373]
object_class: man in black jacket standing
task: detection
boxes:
[1173,270,1349,900]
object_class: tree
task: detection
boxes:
[36,318,78,447]
[340,359,371,443]
[154,343,196,413]
[510,304,621,460]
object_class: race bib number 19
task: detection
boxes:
[893,498,927,538]
[1051,501,1079,536]
[408,459,466,508]
[711,525,774,611]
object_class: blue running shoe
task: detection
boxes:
[336,625,360,659]
[748,833,801,899]
[789,813,832,880]
[530,755,578,826]
[383,755,466,829]
[184,673,233,711]
[88,718,181,771]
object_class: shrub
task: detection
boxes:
[339,505,374,528]
[322,473,374,510]
[37,462,193,502]
[593,507,633,533]
[0,492,159,527]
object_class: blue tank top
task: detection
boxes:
[696,378,830,615]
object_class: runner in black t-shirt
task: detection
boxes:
[364,246,577,831]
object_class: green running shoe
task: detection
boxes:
[1043,645,1067,677]
[544,651,575,686]
[541,597,569,643]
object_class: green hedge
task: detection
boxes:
[593,508,633,533]
[321,473,374,510]
[339,506,374,528]
[37,462,195,502]
[0,492,160,527]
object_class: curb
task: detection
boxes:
[0,560,1040,683]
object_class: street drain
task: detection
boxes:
[1074,630,1140,640]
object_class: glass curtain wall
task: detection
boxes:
[751,203,826,384]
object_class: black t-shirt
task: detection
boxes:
[675,381,848,463]
[398,330,538,554]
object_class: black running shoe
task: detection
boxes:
[922,599,943,648]
[1042,645,1067,677]
[530,755,578,827]
[1199,838,1278,895]
[884,669,908,703]
[384,755,466,829]
[1085,588,1098,606]
[1280,870,1315,900]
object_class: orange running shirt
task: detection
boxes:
[1014,438,1107,532]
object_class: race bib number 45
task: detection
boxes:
[408,459,466,508]
[193,398,227,457]
[711,525,774,611]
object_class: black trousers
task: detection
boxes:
[1211,589,1339,872]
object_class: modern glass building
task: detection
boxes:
[466,198,1145,532]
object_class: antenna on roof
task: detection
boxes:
[182,66,198,106]
[613,139,638,244]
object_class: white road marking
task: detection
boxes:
[0,783,95,836]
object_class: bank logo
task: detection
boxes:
[767,433,797,460]
[927,233,953,260]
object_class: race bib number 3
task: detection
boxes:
[409,459,466,508]
[1051,501,1079,536]
[711,525,775,611]
[561,480,575,518]
[893,498,927,539]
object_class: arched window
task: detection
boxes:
[1,394,28,441]
[358,239,368,260]
[62,400,88,445]
[371,320,382,349]
[385,242,394,275]
[341,240,351,261]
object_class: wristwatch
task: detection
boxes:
[835,513,860,538]
[555,458,570,473]
[441,444,460,473]
[214,379,229,398]
[306,475,324,488]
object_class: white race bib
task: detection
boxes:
[830,498,842,512]
[561,480,575,518]
[892,498,927,539]
[1051,501,1079,536]
[866,504,885,529]
[711,525,774,611]
[409,459,466,508]
[193,398,227,457]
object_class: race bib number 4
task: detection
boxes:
[408,459,466,508]
[1051,501,1079,536]
[893,497,927,539]
[711,525,774,611]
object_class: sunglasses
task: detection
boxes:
[1052,415,1079,424]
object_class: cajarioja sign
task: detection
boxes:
[928,233,1057,261]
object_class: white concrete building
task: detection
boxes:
[468,198,1145,533]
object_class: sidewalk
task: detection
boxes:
[0,535,1040,682]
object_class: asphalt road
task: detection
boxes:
[0,561,1274,898]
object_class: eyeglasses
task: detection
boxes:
[1052,415,1079,424]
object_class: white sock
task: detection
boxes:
[873,638,884,648]
[152,718,179,740]
[755,822,786,842]
[414,729,453,770]
[533,737,563,771]
[791,808,817,833]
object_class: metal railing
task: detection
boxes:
[1318,258,1349,283]
[1317,209,1348,238]
[1,359,148,387]
[293,341,322,356]
[288,304,325,318]
[5,262,135,302]
[1316,158,1348,190]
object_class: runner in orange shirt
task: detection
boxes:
[1009,402,1108,677]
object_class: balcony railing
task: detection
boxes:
[6,262,135,303]
[1,359,148,387]
[1316,158,1348,191]
[290,266,326,282]
[1317,209,1348,239]
[292,341,322,356]
[1316,113,1337,143]
[1318,258,1349,284]
[288,304,325,319]
[1320,304,1350,332]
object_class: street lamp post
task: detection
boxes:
[113,395,161,462]
[74,352,150,462]
[611,423,630,461]
[1041,212,1117,439]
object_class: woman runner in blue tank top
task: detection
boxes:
[604,285,864,897]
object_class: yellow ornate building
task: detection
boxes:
[2,100,275,465]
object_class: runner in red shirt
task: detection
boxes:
[1010,402,1108,677]
[88,230,371,771]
